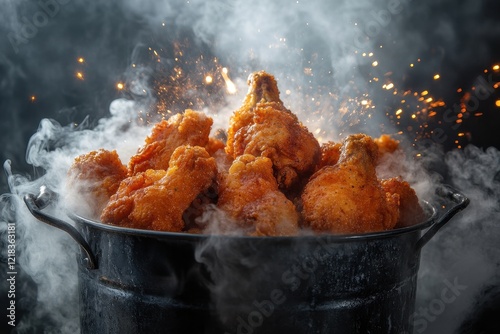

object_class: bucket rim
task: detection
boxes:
[68,201,437,242]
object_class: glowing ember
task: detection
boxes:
[496,100,500,107]
[77,57,85,63]
[205,75,213,84]
[76,72,84,80]
[221,67,237,94]
[493,64,500,71]
[116,83,124,90]
[384,83,394,90]
[433,74,440,80]
[372,61,378,67]
[30,95,36,102]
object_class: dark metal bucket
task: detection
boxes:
[24,185,469,334]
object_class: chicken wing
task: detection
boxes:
[101,145,217,231]
[316,141,342,171]
[380,177,425,228]
[128,109,213,174]
[226,71,320,192]
[67,149,127,219]
[301,134,399,234]
[217,154,299,236]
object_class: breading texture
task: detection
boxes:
[301,134,400,234]
[226,71,320,191]
[101,145,217,231]
[317,141,342,171]
[217,154,299,236]
[128,109,212,175]
[380,177,425,228]
[67,149,127,218]
[374,134,400,156]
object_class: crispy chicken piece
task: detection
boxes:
[301,134,399,234]
[67,149,127,219]
[101,146,217,231]
[316,141,342,171]
[128,109,212,175]
[206,137,226,156]
[217,154,299,236]
[374,134,400,156]
[318,135,400,172]
[226,71,320,192]
[380,177,425,228]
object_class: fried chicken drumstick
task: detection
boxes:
[217,154,299,236]
[301,134,400,234]
[226,71,320,192]
[101,145,217,231]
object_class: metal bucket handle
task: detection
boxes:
[23,186,97,270]
[415,185,470,250]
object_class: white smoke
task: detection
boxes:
[0,0,499,333]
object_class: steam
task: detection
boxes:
[0,0,499,333]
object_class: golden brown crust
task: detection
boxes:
[67,149,127,218]
[128,109,213,175]
[374,134,400,156]
[380,177,425,228]
[101,146,217,231]
[226,71,320,192]
[301,134,399,234]
[217,154,299,236]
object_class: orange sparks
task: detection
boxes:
[76,72,84,80]
[221,67,237,94]
[384,83,394,90]
[395,109,403,116]
[205,75,213,84]
[372,61,378,67]
[496,100,500,107]
[30,95,36,102]
[116,82,124,90]
[493,64,500,71]
[433,74,440,80]
[421,90,429,96]
[78,57,85,63]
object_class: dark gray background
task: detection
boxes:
[1,0,499,333]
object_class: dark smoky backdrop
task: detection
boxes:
[0,0,500,333]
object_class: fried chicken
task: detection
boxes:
[128,109,213,175]
[374,134,400,156]
[101,145,217,231]
[316,141,342,171]
[301,134,399,234]
[226,71,320,192]
[217,154,299,236]
[380,177,425,228]
[67,149,127,219]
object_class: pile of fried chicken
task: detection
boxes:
[67,71,425,236]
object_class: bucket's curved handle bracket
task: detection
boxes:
[24,187,97,270]
[416,185,470,250]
